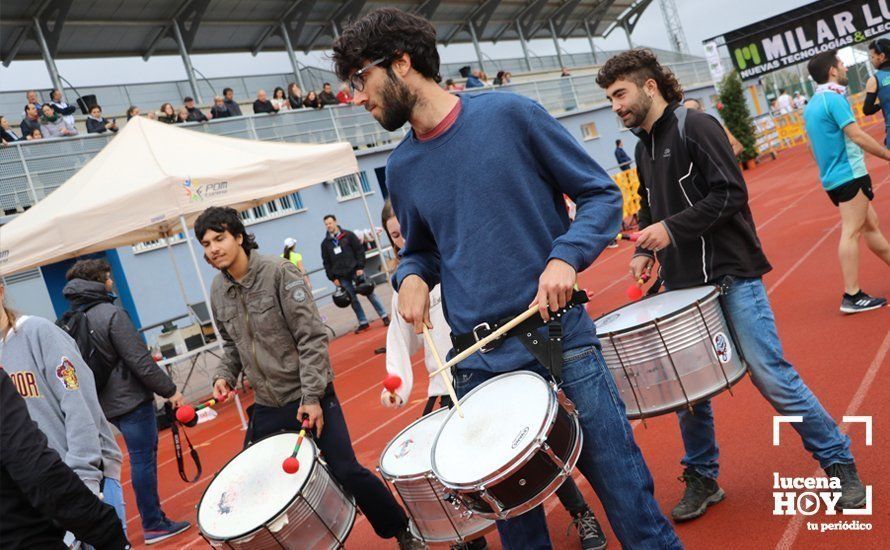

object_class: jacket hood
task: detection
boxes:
[62,279,114,307]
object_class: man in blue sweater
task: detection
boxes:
[333,8,681,550]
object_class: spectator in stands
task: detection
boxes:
[126,106,140,120]
[40,103,77,138]
[287,82,303,109]
[776,88,793,114]
[253,89,279,114]
[493,71,506,85]
[20,103,42,138]
[26,90,41,106]
[561,67,572,77]
[319,82,339,106]
[444,79,462,91]
[30,128,43,140]
[271,87,290,111]
[210,96,232,119]
[503,71,513,84]
[222,87,243,116]
[177,107,190,123]
[478,71,491,86]
[147,111,158,120]
[86,105,118,134]
[461,66,484,88]
[336,83,354,104]
[614,139,633,171]
[1,116,22,145]
[62,259,191,545]
[303,90,322,109]
[49,89,77,128]
[158,102,176,124]
[184,97,208,122]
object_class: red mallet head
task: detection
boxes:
[175,405,197,427]
[383,374,402,394]
[626,284,644,301]
[282,456,300,474]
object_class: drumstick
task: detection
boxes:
[175,391,236,427]
[282,415,311,474]
[615,232,640,242]
[626,273,652,301]
[422,326,464,419]
[429,303,541,378]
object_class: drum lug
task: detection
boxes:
[478,485,507,519]
[555,388,577,416]
[541,442,570,474]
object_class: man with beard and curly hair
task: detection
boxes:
[333,8,681,550]
[597,49,866,522]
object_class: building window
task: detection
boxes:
[133,192,306,254]
[333,172,373,202]
[580,122,599,141]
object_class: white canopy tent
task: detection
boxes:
[0,116,380,341]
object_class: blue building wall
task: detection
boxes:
[8,85,718,338]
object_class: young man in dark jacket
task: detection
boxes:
[0,369,130,550]
[222,87,243,116]
[318,82,340,106]
[183,97,208,122]
[597,49,865,522]
[196,206,423,549]
[320,214,389,333]
[62,259,191,545]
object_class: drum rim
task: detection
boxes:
[593,285,720,338]
[379,408,450,481]
[430,370,559,490]
[196,432,319,543]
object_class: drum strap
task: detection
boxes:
[164,402,202,483]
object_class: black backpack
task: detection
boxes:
[56,305,116,392]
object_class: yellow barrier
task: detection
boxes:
[612,168,642,220]
[850,91,883,128]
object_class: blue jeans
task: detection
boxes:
[454,347,681,550]
[102,477,127,535]
[677,277,853,479]
[340,277,387,325]
[112,400,166,531]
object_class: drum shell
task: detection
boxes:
[598,287,747,419]
[433,377,582,521]
[198,437,356,550]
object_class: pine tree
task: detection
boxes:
[717,71,757,162]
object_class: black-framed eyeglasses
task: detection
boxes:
[349,57,387,93]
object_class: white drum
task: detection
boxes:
[594,286,747,419]
[197,433,355,549]
[431,371,581,520]
[380,408,495,543]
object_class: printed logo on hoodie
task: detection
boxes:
[55,357,80,390]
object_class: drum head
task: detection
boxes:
[433,371,552,486]
[595,286,716,335]
[198,433,315,541]
[380,408,449,478]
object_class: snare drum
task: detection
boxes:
[379,408,495,543]
[431,371,581,520]
[594,285,747,419]
[197,433,355,549]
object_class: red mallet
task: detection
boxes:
[382,374,402,406]
[174,391,235,427]
[615,232,641,242]
[625,273,652,301]
[282,415,312,475]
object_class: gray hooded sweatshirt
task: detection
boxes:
[0,315,123,494]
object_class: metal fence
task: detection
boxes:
[0,59,712,215]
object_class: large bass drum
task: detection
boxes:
[594,285,747,419]
[197,433,355,549]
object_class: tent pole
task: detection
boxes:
[354,173,391,284]
[179,215,222,343]
[164,233,202,328]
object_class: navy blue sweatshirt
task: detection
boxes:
[389,92,622,373]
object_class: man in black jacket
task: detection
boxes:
[63,259,192,545]
[0,369,130,550]
[252,89,279,114]
[320,214,389,332]
[222,87,243,116]
[318,82,339,106]
[183,97,208,122]
[597,49,865,522]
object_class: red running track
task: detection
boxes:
[120,133,890,549]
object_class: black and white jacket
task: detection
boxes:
[632,103,771,288]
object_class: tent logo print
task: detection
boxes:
[182,177,203,202]
[181,178,228,202]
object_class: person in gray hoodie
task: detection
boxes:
[62,259,191,545]
[0,281,126,542]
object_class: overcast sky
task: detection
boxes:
[0,0,813,91]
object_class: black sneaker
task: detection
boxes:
[395,526,426,549]
[567,508,607,550]
[354,323,370,334]
[840,291,887,314]
[450,537,487,550]
[671,468,725,522]
[382,316,391,327]
[825,462,866,509]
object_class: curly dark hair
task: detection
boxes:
[596,49,684,104]
[66,259,111,283]
[332,8,441,84]
[194,206,259,257]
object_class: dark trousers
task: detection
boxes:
[247,385,408,539]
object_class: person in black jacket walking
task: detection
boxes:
[0,369,130,550]
[62,259,192,545]
[597,49,866,522]
[320,214,389,332]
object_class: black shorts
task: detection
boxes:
[827,175,874,207]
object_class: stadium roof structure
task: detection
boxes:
[1,0,651,64]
